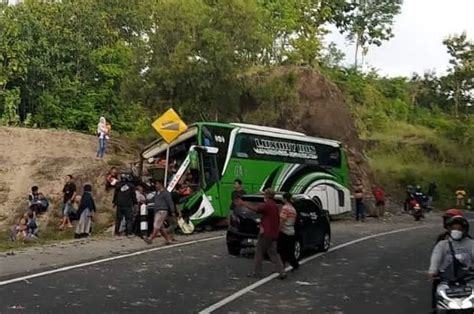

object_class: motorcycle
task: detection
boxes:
[412,204,424,221]
[434,269,474,313]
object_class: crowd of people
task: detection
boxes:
[108,169,184,245]
[10,174,97,241]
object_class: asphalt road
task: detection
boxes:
[0,219,442,313]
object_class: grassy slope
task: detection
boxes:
[366,121,474,208]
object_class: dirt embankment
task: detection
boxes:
[0,127,137,229]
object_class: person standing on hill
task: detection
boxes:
[113,174,137,236]
[354,180,365,222]
[96,117,109,159]
[75,184,96,238]
[60,175,76,230]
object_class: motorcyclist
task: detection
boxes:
[412,203,423,221]
[414,185,425,208]
[429,216,474,311]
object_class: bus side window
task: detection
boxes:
[337,189,345,207]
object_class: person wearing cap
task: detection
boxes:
[235,189,286,279]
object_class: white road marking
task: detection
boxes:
[198,225,429,314]
[0,235,225,287]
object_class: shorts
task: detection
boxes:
[153,210,168,229]
[63,202,74,216]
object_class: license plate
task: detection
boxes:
[446,287,472,298]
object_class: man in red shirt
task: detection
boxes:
[236,189,286,279]
[372,186,386,218]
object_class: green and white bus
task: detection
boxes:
[140,122,351,226]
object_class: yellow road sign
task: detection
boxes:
[152,109,188,143]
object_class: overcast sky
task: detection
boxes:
[327,0,474,77]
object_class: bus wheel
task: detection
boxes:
[227,243,241,256]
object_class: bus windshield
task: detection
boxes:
[141,127,199,187]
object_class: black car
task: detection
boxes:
[226,194,331,259]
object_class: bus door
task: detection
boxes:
[199,149,221,215]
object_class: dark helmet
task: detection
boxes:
[446,216,470,237]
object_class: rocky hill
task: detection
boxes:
[241,67,373,190]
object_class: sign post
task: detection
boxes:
[151,109,188,187]
[164,146,170,186]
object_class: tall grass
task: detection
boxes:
[368,121,474,208]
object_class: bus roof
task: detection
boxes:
[141,121,341,159]
[194,122,341,146]
[230,123,306,136]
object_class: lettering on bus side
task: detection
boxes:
[254,138,318,160]
[233,133,341,167]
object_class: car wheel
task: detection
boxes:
[294,239,302,260]
[319,230,331,252]
[227,243,241,256]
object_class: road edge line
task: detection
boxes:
[198,224,428,314]
[0,235,225,287]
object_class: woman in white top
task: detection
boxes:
[277,192,299,270]
[96,117,108,158]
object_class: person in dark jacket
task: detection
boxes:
[75,184,96,238]
[354,180,365,221]
[60,175,77,230]
[113,174,137,236]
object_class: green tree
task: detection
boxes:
[342,0,403,68]
[259,0,353,66]
[442,32,474,117]
[140,0,270,121]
